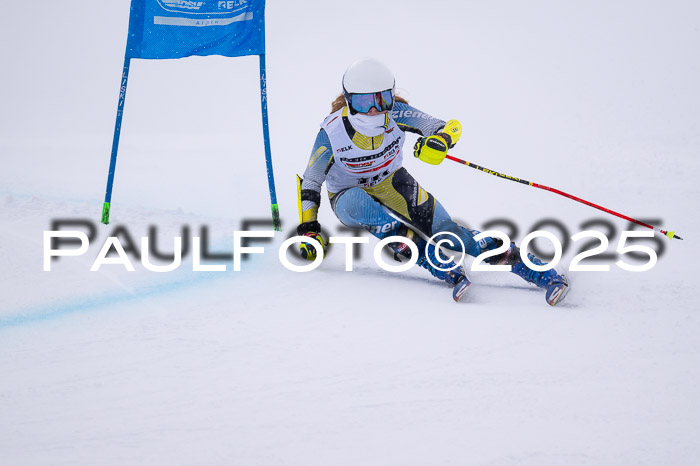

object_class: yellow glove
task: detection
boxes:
[441,119,462,146]
[297,221,326,261]
[413,119,462,165]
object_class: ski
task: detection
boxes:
[453,274,472,302]
[545,275,571,306]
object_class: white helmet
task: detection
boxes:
[342,58,395,94]
[342,58,395,114]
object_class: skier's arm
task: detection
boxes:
[392,101,462,165]
[296,129,333,261]
[298,129,333,224]
[392,101,447,136]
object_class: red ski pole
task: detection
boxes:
[445,154,683,241]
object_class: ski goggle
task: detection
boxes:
[345,89,394,114]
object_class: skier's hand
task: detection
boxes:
[413,120,461,165]
[440,119,462,147]
[414,134,450,165]
[297,221,326,261]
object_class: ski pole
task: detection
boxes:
[445,154,683,241]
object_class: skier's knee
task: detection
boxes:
[334,187,365,213]
[484,238,520,266]
[333,188,372,225]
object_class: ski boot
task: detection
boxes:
[387,226,471,302]
[486,240,570,306]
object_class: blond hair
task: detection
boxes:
[330,93,408,113]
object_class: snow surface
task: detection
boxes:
[2,0,700,464]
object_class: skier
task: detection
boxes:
[295,58,570,305]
